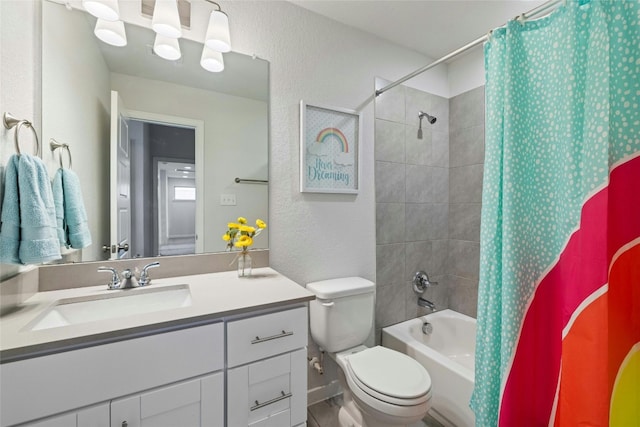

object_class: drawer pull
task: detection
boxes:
[251,330,293,344]
[250,391,292,411]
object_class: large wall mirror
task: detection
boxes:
[41,0,269,263]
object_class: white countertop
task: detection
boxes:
[0,268,314,362]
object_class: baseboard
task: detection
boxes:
[307,380,342,406]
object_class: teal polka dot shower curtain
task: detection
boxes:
[471,1,640,425]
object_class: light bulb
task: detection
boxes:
[152,0,182,39]
[94,19,127,47]
[200,46,224,72]
[153,34,181,60]
[204,10,231,53]
[82,0,120,21]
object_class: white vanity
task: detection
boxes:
[0,268,314,427]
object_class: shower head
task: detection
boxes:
[417,111,436,139]
[418,111,437,124]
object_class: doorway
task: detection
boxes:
[128,120,196,257]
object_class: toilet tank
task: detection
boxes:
[307,277,375,352]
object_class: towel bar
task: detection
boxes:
[3,112,40,157]
[235,177,268,184]
[50,139,73,169]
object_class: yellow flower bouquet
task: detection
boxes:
[222,217,267,276]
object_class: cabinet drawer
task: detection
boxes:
[228,348,307,427]
[249,409,290,427]
[227,307,307,367]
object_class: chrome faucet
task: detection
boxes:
[139,261,160,286]
[413,270,438,312]
[97,262,160,290]
[417,297,436,312]
[97,266,121,290]
[121,269,138,289]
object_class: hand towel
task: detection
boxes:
[53,168,92,249]
[0,156,21,263]
[0,154,61,264]
[52,169,66,247]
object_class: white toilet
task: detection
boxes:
[307,277,432,427]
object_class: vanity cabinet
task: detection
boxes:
[2,323,224,427]
[21,374,224,427]
[2,304,308,427]
[226,307,308,427]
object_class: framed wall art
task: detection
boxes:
[300,101,361,194]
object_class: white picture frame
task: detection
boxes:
[299,101,361,194]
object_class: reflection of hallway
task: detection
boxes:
[129,120,196,258]
[157,161,196,256]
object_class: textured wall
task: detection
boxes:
[0,0,41,280]
[447,86,485,317]
[219,1,449,289]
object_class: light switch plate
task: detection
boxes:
[220,194,236,206]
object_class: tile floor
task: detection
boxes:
[307,395,445,427]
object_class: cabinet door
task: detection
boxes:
[23,404,109,427]
[110,373,223,427]
[22,413,76,427]
[77,404,110,427]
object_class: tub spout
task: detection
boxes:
[418,297,436,311]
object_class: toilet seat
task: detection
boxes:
[345,346,431,407]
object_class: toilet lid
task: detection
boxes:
[346,346,431,400]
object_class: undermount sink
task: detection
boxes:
[27,285,192,331]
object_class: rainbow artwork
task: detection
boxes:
[315,128,349,153]
[302,103,359,193]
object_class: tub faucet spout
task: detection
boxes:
[418,297,436,312]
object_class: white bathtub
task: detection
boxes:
[382,309,476,427]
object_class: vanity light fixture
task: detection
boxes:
[204,5,231,53]
[152,0,183,39]
[82,0,120,21]
[94,18,127,47]
[200,45,224,72]
[153,34,181,60]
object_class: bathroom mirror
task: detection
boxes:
[41,1,269,262]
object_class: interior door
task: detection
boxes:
[110,90,131,260]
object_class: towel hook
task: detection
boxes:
[3,112,40,157]
[49,138,73,169]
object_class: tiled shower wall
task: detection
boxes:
[374,83,485,335]
[374,79,450,339]
[447,86,485,318]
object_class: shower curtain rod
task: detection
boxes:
[375,0,563,97]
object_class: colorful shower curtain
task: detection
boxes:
[471,1,639,426]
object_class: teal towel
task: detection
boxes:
[52,168,92,249]
[0,154,61,264]
[0,156,21,263]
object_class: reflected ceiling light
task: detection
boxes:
[204,7,231,53]
[94,19,127,47]
[200,46,224,72]
[82,0,120,21]
[152,0,182,39]
[153,34,181,60]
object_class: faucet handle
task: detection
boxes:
[139,261,160,286]
[412,271,438,294]
[98,266,121,290]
